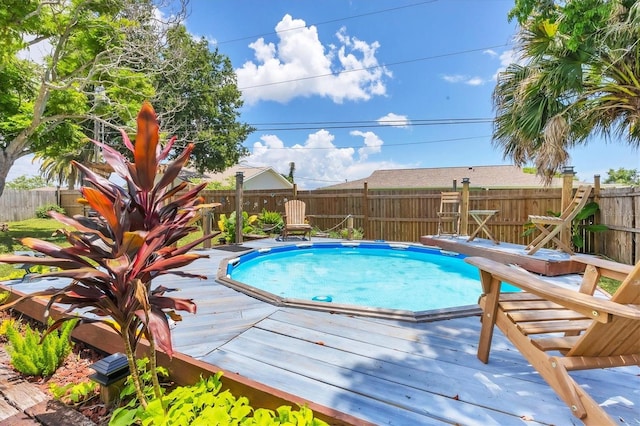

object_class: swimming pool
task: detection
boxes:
[217,242,516,321]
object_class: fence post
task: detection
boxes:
[461,178,470,235]
[363,182,369,239]
[202,207,212,249]
[293,183,297,199]
[561,166,575,249]
[593,175,602,254]
[347,215,354,240]
[235,172,244,244]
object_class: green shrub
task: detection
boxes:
[110,361,327,426]
[328,227,364,240]
[258,209,283,234]
[35,203,66,218]
[217,211,258,242]
[3,318,78,376]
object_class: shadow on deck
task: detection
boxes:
[420,235,586,276]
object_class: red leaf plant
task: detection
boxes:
[0,102,219,407]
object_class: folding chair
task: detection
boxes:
[526,185,592,255]
[436,191,461,236]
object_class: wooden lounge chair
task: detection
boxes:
[526,185,592,255]
[465,255,640,425]
[281,199,312,240]
[436,191,461,236]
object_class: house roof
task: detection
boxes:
[180,165,293,188]
[320,165,572,189]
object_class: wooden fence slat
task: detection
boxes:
[56,186,639,264]
[0,189,57,221]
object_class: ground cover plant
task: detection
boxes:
[110,363,327,426]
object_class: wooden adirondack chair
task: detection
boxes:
[281,199,312,240]
[436,191,461,236]
[465,255,640,425]
[526,185,592,255]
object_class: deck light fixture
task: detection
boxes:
[562,166,575,175]
[89,352,130,405]
[462,177,470,184]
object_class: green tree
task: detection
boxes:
[1,2,253,198]
[6,175,49,190]
[287,161,296,183]
[604,167,639,185]
[0,0,165,198]
[493,0,639,182]
[151,25,253,173]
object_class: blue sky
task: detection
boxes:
[9,0,639,188]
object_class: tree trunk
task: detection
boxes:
[0,148,31,199]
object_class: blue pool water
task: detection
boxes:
[225,242,517,312]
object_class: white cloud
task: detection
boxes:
[442,74,486,86]
[236,14,391,105]
[351,130,383,160]
[442,74,466,83]
[377,113,410,128]
[465,77,485,86]
[483,49,498,57]
[244,130,406,189]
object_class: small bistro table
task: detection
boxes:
[467,210,500,244]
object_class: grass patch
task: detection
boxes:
[0,218,70,255]
[597,277,621,295]
[0,218,71,280]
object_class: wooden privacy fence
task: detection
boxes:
[59,182,639,264]
[0,189,57,222]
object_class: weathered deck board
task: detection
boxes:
[220,326,571,425]
[5,239,639,425]
[204,348,451,425]
[159,242,640,424]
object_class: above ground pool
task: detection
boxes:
[217,242,517,321]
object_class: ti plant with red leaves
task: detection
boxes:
[0,102,219,408]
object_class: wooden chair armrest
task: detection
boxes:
[465,257,640,322]
[570,255,634,282]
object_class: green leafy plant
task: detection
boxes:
[338,227,364,240]
[3,318,78,376]
[217,211,258,243]
[109,357,171,425]
[571,201,608,248]
[50,381,99,405]
[258,209,283,234]
[110,368,328,426]
[0,102,218,409]
[35,203,66,219]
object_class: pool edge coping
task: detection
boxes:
[216,241,482,322]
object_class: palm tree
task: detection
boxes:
[580,1,640,145]
[492,0,639,182]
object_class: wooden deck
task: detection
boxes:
[2,238,638,425]
[420,235,586,276]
